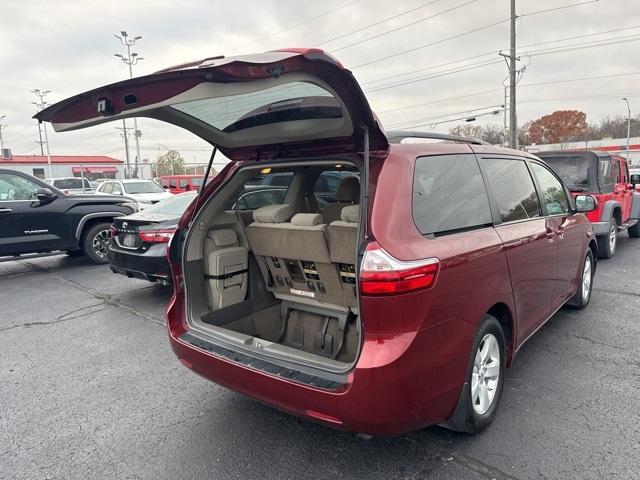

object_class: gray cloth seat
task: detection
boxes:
[327,205,359,264]
[322,176,360,224]
[204,228,248,310]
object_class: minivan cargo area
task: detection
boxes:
[182,163,362,371]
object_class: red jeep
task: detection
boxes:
[538,151,640,258]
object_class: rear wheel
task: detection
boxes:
[446,315,505,434]
[82,222,112,264]
[566,250,594,309]
[596,222,617,259]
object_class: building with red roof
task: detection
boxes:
[0,153,124,180]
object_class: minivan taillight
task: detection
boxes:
[360,242,439,295]
[139,228,175,243]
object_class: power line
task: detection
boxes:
[351,17,510,69]
[401,108,505,130]
[520,91,640,104]
[519,71,640,89]
[519,0,599,18]
[377,88,502,115]
[228,0,361,52]
[385,104,504,129]
[329,0,477,53]
[524,34,640,57]
[313,0,442,47]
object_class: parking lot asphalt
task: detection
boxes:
[1,236,639,480]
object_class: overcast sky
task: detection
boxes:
[1,0,639,167]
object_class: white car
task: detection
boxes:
[45,177,94,195]
[95,179,173,210]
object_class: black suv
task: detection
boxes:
[0,168,134,263]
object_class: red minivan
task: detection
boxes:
[159,175,204,194]
[35,48,599,436]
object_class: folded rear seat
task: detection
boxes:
[204,229,248,310]
[327,205,359,305]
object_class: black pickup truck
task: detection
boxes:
[0,168,135,264]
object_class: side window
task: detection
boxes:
[102,182,113,194]
[483,158,542,222]
[0,172,41,201]
[32,168,45,179]
[169,178,177,188]
[413,154,492,235]
[599,159,613,186]
[112,183,123,195]
[236,189,285,210]
[179,179,189,188]
[612,158,621,184]
[160,179,168,188]
[314,173,344,202]
[620,160,629,183]
[530,162,570,215]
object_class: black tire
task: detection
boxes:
[566,249,595,309]
[596,221,617,259]
[82,222,112,265]
[446,315,506,434]
[65,249,83,257]
[629,221,640,238]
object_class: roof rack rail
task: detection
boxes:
[386,130,488,146]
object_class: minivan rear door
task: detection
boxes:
[34,49,388,161]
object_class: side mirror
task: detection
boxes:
[630,174,640,186]
[36,187,57,202]
[575,194,597,213]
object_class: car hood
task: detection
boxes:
[33,49,388,161]
[128,192,174,201]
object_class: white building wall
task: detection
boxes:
[2,163,124,179]
[527,137,640,167]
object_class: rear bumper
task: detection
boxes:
[108,244,171,283]
[167,306,472,435]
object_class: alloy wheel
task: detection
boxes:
[609,224,617,255]
[471,333,501,415]
[582,254,592,302]
[92,229,110,259]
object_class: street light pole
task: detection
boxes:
[32,90,53,178]
[623,97,631,162]
[114,31,144,178]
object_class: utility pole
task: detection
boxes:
[623,98,631,161]
[0,115,6,151]
[114,31,144,178]
[36,121,45,155]
[116,124,133,178]
[499,0,519,149]
[32,90,53,178]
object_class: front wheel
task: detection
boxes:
[566,249,594,309]
[82,222,112,265]
[596,222,617,259]
[445,315,506,434]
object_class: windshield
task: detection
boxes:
[123,181,165,194]
[542,156,590,190]
[142,192,196,215]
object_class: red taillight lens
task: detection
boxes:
[109,225,118,237]
[139,228,175,243]
[360,243,439,295]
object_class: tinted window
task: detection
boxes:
[112,183,123,195]
[483,158,541,222]
[191,177,203,187]
[54,178,84,189]
[622,161,629,183]
[530,162,569,215]
[169,178,177,188]
[101,183,113,194]
[179,179,189,188]
[32,168,45,179]
[413,154,492,235]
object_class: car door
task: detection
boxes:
[616,158,633,221]
[480,156,555,342]
[0,171,72,256]
[529,161,584,306]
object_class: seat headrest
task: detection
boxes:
[253,204,296,223]
[334,176,360,203]
[341,205,359,223]
[291,213,323,227]
[207,229,238,247]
